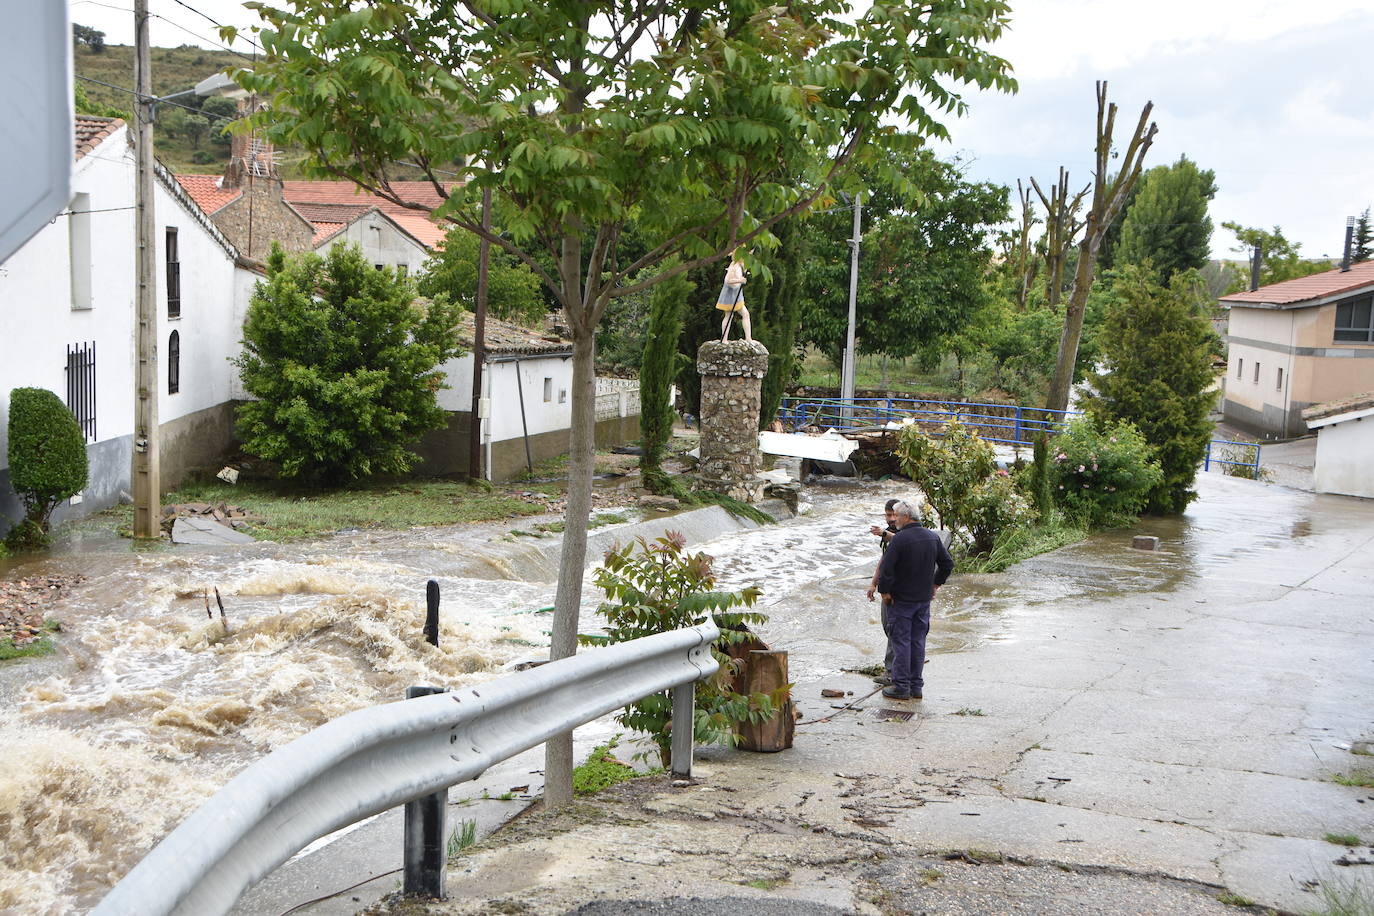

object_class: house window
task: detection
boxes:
[1334,294,1374,343]
[70,193,93,309]
[168,330,180,394]
[375,263,385,271]
[1253,361,1260,383]
[543,378,553,402]
[1276,367,1284,391]
[1236,358,1243,379]
[165,228,181,318]
[64,341,97,441]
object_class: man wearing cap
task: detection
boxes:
[875,499,954,700]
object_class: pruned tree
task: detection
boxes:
[1008,180,1041,311]
[234,0,1013,805]
[1030,167,1089,310]
[1045,82,1157,414]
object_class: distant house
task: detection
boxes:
[0,117,255,535]
[1219,261,1374,438]
[1303,392,1374,499]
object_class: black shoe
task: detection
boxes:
[882,687,911,700]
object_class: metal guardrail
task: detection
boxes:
[1204,437,1263,476]
[93,621,720,916]
[777,396,1076,445]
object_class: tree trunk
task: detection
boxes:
[1045,236,1098,413]
[735,650,794,752]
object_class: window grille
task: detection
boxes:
[65,341,97,442]
[166,227,181,318]
[168,331,180,394]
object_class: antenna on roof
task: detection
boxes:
[1340,216,1355,272]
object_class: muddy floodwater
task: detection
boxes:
[0,479,949,913]
[2,472,1320,913]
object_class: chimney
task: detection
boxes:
[1340,216,1355,272]
[222,97,276,190]
[1249,243,1263,291]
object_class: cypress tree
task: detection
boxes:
[1113,156,1216,281]
[756,218,804,429]
[1082,266,1217,514]
[638,262,692,492]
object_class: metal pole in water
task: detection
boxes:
[405,581,446,897]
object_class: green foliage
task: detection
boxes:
[799,147,1010,364]
[639,263,692,481]
[1026,435,1053,517]
[1081,267,1217,514]
[1112,156,1217,281]
[755,218,805,428]
[894,419,1034,553]
[583,533,771,766]
[418,228,545,327]
[73,82,126,120]
[233,243,463,485]
[72,24,106,52]
[572,736,661,795]
[959,513,1085,573]
[1222,221,1333,288]
[6,388,88,545]
[446,819,477,857]
[1355,208,1374,264]
[1048,417,1162,528]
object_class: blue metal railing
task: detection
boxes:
[775,396,1077,446]
[1203,438,1263,477]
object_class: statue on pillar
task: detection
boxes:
[715,251,752,343]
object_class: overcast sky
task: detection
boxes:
[71,0,1374,260]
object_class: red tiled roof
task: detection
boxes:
[1302,391,1374,424]
[309,221,348,247]
[281,180,459,248]
[174,174,243,216]
[75,116,124,159]
[1220,260,1374,307]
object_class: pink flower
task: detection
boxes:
[1055,452,1067,461]
[1091,464,1098,471]
[996,469,1009,477]
[1077,465,1085,473]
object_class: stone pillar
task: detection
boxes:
[696,340,769,501]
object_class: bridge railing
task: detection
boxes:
[776,396,1076,446]
[93,622,720,916]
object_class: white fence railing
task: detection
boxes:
[93,622,720,916]
[595,376,640,421]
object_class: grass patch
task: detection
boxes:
[958,517,1086,574]
[106,478,548,542]
[1325,834,1364,847]
[0,620,60,661]
[952,707,986,717]
[1215,892,1255,907]
[1311,875,1374,916]
[534,512,630,535]
[446,819,477,858]
[572,737,661,796]
[1334,772,1374,789]
[743,877,787,890]
[692,491,774,526]
[796,347,962,397]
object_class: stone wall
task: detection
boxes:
[696,340,769,501]
[211,178,315,262]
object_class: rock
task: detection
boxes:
[1352,740,1374,756]
[671,779,692,788]
[820,688,846,698]
[1131,535,1160,551]
[638,495,680,511]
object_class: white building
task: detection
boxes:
[1303,393,1374,499]
[0,116,254,535]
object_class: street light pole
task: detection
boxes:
[132,0,160,538]
[840,191,862,420]
[468,187,492,481]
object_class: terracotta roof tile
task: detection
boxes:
[1220,260,1374,307]
[282,180,459,248]
[173,174,243,215]
[1302,391,1374,423]
[74,116,124,159]
[453,309,569,356]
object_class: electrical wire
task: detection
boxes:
[164,0,264,52]
[76,74,239,122]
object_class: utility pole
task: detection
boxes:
[840,191,862,419]
[467,188,492,480]
[132,0,161,537]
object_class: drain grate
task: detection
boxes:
[870,707,916,722]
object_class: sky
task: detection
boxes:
[70,0,1374,260]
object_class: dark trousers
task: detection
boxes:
[881,602,894,674]
[887,599,931,695]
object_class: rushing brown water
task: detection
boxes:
[2,480,958,914]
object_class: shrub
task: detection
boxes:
[190,150,216,165]
[6,388,88,547]
[234,243,463,485]
[962,471,1036,555]
[582,533,775,767]
[1049,416,1162,528]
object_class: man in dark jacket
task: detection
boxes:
[875,499,955,700]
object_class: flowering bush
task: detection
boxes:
[1049,417,1162,527]
[962,472,1037,554]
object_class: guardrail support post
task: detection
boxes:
[671,681,695,778]
[404,685,448,899]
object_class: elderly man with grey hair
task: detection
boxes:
[874,499,954,700]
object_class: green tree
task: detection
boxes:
[1353,208,1373,263]
[1112,156,1217,281]
[73,24,105,53]
[181,113,211,149]
[74,82,126,120]
[5,388,88,548]
[418,228,545,326]
[1081,267,1217,514]
[799,148,1010,365]
[755,218,805,428]
[639,264,692,492]
[234,243,463,485]
[236,0,1013,805]
[1222,222,1333,287]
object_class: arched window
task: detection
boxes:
[168,330,180,394]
